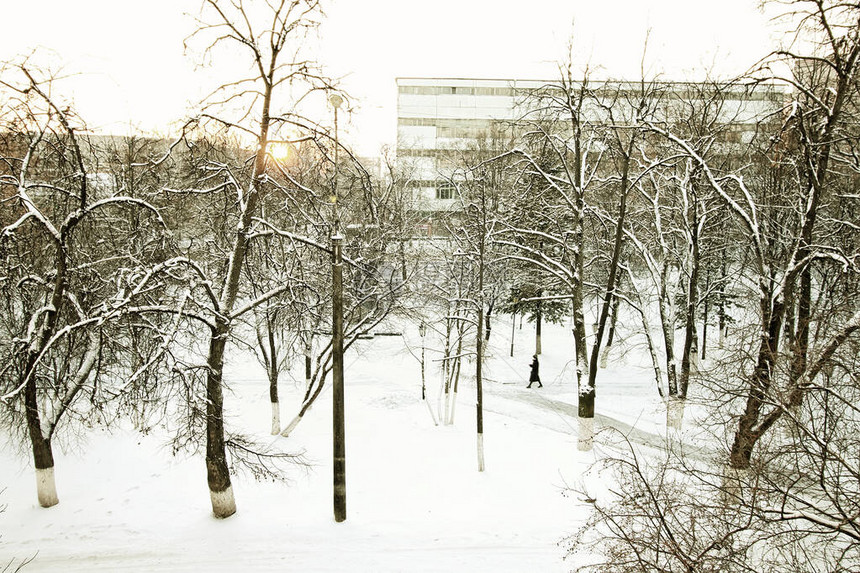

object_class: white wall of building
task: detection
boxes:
[396,77,787,214]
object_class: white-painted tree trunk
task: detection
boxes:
[36,467,59,508]
[447,391,458,424]
[667,398,685,430]
[577,417,594,451]
[444,390,452,425]
[721,467,747,506]
[280,413,302,437]
[719,325,726,348]
[437,378,444,422]
[599,346,610,369]
[209,485,237,518]
[477,433,485,472]
[270,401,280,435]
[42,396,54,432]
[424,398,439,426]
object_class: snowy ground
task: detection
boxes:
[0,316,678,572]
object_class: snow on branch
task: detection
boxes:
[645,121,764,267]
[45,332,101,438]
[762,506,860,543]
[69,196,167,231]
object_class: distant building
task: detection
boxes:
[397,78,540,215]
[396,77,787,220]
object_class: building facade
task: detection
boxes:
[396,76,787,218]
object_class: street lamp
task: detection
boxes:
[510,298,518,357]
[419,321,426,399]
[329,92,346,523]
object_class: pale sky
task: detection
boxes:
[3,0,782,155]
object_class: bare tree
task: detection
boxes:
[180,0,335,517]
[273,148,408,438]
[497,67,663,450]
[647,0,860,469]
[0,63,169,507]
[494,67,605,450]
[576,2,860,569]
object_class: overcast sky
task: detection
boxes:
[3,1,783,154]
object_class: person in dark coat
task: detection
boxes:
[527,354,542,388]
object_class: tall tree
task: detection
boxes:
[0,63,169,507]
[648,0,860,469]
[184,0,333,517]
[498,69,660,449]
[496,67,604,450]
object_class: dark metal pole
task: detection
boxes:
[332,233,345,522]
[476,243,485,472]
[330,94,346,523]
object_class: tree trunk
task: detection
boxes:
[23,238,67,508]
[729,298,782,469]
[577,417,594,452]
[420,332,438,426]
[476,283,485,472]
[270,401,281,436]
[701,268,710,360]
[718,252,728,348]
[690,327,700,372]
[667,397,685,430]
[447,328,463,425]
[583,143,631,445]
[399,237,408,282]
[205,322,236,518]
[305,339,313,389]
[571,235,590,449]
[200,73,271,517]
[281,342,313,437]
[26,374,58,507]
[679,214,700,399]
[660,265,678,396]
[599,294,620,369]
[441,314,452,421]
[444,307,463,425]
[535,299,542,355]
[268,323,280,435]
[628,273,665,398]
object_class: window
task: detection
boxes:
[435,181,455,200]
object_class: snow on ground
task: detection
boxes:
[0,315,679,571]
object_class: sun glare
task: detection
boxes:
[268,142,294,162]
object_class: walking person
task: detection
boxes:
[527,354,542,388]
